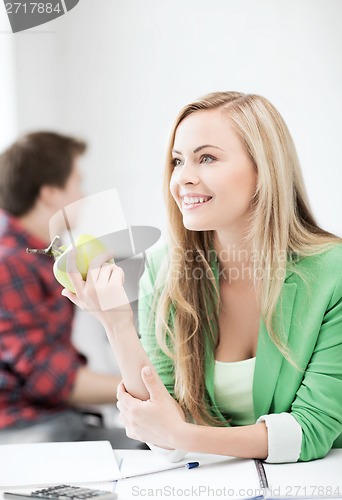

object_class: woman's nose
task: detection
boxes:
[175,161,200,185]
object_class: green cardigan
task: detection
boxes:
[138,242,342,462]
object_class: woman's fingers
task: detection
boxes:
[65,246,119,292]
[87,250,117,283]
[116,380,126,400]
[62,245,131,319]
[95,263,114,285]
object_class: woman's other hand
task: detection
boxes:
[116,365,187,449]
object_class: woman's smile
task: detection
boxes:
[182,195,213,210]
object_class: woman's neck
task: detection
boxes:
[213,229,254,286]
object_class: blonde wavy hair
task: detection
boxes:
[148,91,341,426]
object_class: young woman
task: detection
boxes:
[62,91,342,463]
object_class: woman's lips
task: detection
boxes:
[182,197,213,210]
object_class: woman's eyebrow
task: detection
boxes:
[172,144,224,155]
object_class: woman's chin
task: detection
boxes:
[183,219,213,232]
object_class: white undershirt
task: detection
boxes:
[213,357,256,426]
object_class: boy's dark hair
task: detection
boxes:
[0,131,87,216]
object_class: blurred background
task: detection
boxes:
[1,0,341,425]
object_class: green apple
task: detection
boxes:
[53,234,111,293]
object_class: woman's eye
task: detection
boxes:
[171,158,183,167]
[200,154,215,164]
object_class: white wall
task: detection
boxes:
[10,0,342,237]
[0,6,17,150]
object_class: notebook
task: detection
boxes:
[115,449,342,499]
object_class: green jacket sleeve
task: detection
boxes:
[291,275,342,461]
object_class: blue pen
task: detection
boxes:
[119,461,200,480]
[242,496,264,500]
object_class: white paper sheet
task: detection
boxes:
[264,449,342,498]
[0,441,120,488]
[115,451,260,499]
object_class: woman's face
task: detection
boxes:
[170,109,257,233]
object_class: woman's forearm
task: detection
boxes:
[174,421,268,459]
[105,316,152,400]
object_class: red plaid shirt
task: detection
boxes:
[0,209,86,429]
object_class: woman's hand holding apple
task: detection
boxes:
[60,243,134,332]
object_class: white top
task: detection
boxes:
[213,357,256,426]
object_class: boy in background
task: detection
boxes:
[0,132,140,447]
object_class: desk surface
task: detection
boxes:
[1,449,341,500]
